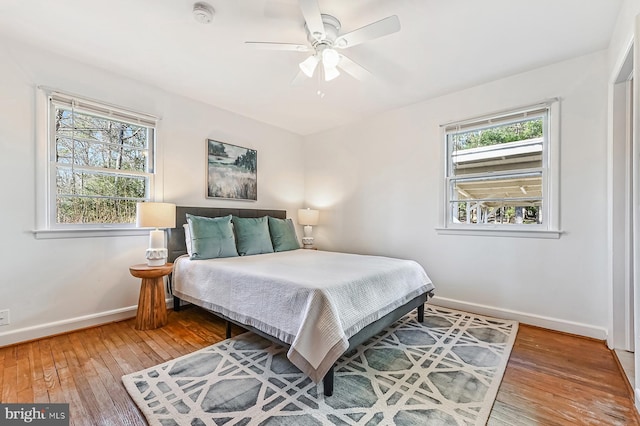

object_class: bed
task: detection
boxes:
[167,207,435,397]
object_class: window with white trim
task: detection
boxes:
[442,101,560,235]
[47,92,156,227]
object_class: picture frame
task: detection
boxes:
[206,139,257,200]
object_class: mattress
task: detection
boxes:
[173,249,434,381]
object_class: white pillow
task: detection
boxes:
[183,223,193,257]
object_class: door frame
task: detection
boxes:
[609,39,634,352]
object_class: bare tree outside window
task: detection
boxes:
[52,103,154,225]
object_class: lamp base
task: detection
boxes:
[302,237,314,249]
[146,248,168,267]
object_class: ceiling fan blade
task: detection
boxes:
[335,15,400,49]
[298,0,325,40]
[337,55,373,81]
[245,42,310,52]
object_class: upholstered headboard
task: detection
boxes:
[167,206,287,263]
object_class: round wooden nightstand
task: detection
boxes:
[129,263,173,330]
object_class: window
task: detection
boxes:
[441,101,560,237]
[47,92,157,228]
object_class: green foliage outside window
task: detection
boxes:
[453,119,543,151]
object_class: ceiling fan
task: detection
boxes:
[245,0,400,83]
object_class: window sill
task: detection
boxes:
[33,228,151,239]
[435,226,562,239]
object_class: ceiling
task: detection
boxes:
[0,0,623,136]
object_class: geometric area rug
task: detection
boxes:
[122,305,518,426]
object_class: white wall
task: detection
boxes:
[0,36,305,346]
[303,51,610,338]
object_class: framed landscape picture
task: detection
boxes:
[206,140,257,200]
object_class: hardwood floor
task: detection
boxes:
[1,307,638,425]
[489,325,639,425]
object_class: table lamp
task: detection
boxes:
[136,202,176,266]
[298,208,319,249]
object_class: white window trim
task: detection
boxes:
[33,87,163,239]
[33,227,151,239]
[437,99,562,238]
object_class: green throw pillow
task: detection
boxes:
[186,214,238,260]
[268,216,301,252]
[232,216,274,256]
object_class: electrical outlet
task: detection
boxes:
[0,309,9,326]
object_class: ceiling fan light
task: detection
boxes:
[324,65,340,81]
[299,55,319,77]
[322,48,341,68]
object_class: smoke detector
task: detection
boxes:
[193,2,215,24]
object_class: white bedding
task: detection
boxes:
[173,249,434,382]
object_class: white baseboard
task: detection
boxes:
[431,296,608,340]
[0,297,174,347]
[1,296,607,347]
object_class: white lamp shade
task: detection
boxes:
[323,64,340,81]
[136,202,176,228]
[298,208,319,226]
[299,55,319,77]
[322,48,340,68]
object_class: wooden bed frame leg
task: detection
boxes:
[323,366,334,397]
[173,296,181,312]
[417,304,424,322]
[226,321,232,339]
